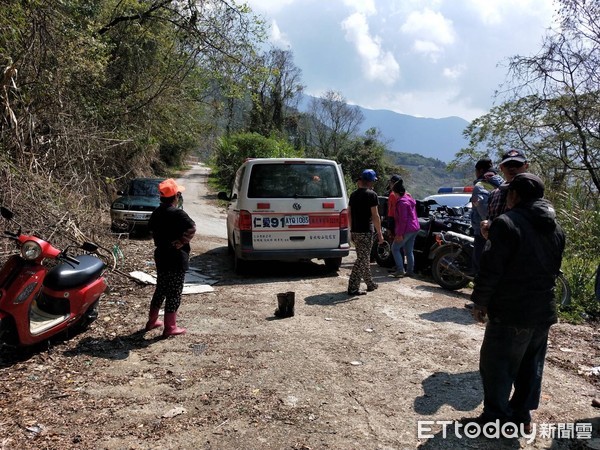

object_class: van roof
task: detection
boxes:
[243,158,340,166]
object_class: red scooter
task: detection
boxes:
[0,206,112,347]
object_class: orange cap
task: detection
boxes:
[158,178,185,198]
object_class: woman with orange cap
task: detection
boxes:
[146,178,196,337]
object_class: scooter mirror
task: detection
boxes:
[0,207,14,220]
[81,242,99,253]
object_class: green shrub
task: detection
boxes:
[553,190,600,321]
[210,132,302,191]
[558,256,600,322]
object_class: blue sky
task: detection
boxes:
[244,0,557,121]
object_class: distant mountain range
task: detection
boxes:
[357,108,470,163]
[298,94,471,163]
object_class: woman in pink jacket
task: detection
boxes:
[390,181,420,277]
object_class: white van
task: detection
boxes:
[218,158,350,273]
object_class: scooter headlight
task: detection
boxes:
[21,241,42,260]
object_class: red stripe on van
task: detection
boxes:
[274,214,341,229]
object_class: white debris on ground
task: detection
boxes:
[129,266,216,294]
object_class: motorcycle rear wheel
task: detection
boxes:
[555,271,571,307]
[431,246,470,290]
[374,241,395,268]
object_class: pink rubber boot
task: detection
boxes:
[145,307,163,331]
[162,312,186,337]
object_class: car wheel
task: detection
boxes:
[111,221,134,234]
[324,257,342,272]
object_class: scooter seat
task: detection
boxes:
[44,255,106,290]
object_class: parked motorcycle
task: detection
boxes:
[374,197,472,275]
[0,206,113,347]
[430,230,474,290]
[430,228,572,307]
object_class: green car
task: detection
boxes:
[110,178,165,233]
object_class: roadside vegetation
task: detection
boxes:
[0,0,597,319]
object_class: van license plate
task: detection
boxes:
[285,215,310,226]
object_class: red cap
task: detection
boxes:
[158,179,185,198]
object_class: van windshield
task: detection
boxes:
[248,163,343,198]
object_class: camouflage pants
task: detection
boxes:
[150,269,186,313]
[348,232,376,292]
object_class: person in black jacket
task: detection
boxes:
[465,173,565,431]
[145,178,196,337]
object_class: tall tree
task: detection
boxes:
[0,0,268,197]
[458,0,600,198]
[248,48,304,135]
[306,90,364,158]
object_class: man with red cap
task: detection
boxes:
[146,178,196,337]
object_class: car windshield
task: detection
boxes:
[426,194,471,208]
[127,180,160,197]
[248,163,343,198]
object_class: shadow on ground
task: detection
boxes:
[414,370,482,416]
[419,306,475,325]
[63,330,163,360]
[198,247,343,287]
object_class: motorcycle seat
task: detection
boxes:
[44,255,106,290]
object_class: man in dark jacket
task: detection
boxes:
[467,173,565,430]
[470,158,503,274]
[146,178,196,337]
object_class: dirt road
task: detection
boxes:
[0,164,598,449]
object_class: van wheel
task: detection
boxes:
[227,238,234,255]
[234,254,247,275]
[324,257,342,272]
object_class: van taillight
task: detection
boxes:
[239,210,252,231]
[340,209,348,228]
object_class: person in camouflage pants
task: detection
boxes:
[347,169,384,295]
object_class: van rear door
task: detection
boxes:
[244,161,347,251]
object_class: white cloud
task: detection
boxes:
[246,0,297,14]
[443,65,466,80]
[343,0,377,15]
[242,0,558,119]
[341,12,400,85]
[467,0,555,26]
[413,40,442,62]
[401,8,456,45]
[362,88,486,121]
[269,20,290,48]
